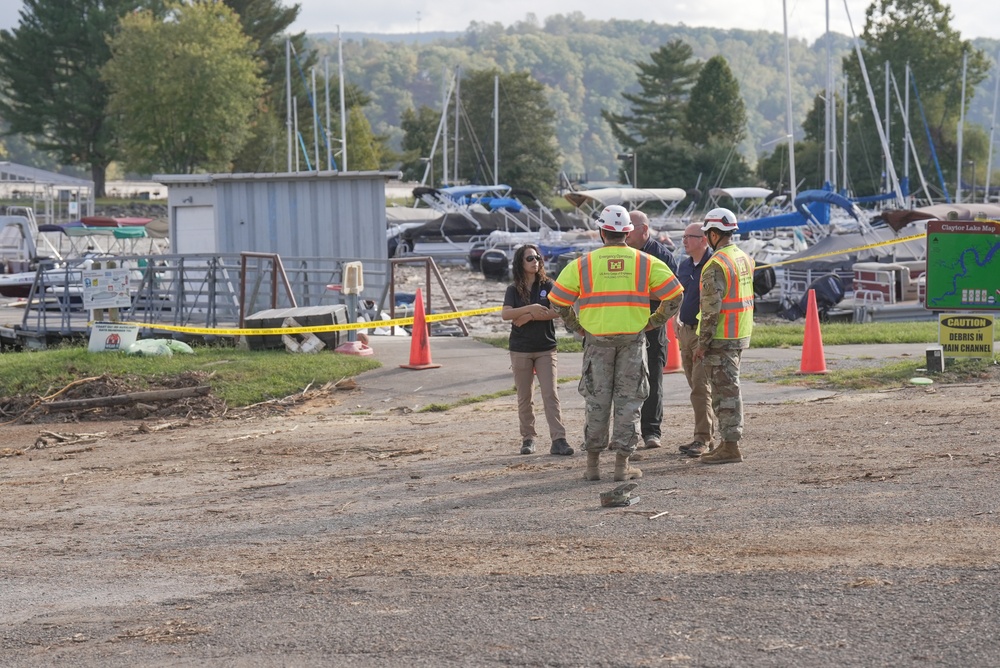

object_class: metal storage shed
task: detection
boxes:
[154,170,398,306]
[154,170,396,259]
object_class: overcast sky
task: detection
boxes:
[1,1,999,42]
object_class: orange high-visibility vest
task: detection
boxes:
[702,243,754,339]
[550,245,682,336]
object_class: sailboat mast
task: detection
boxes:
[442,68,449,185]
[338,26,347,172]
[824,0,832,187]
[884,61,891,193]
[286,39,293,173]
[494,75,499,186]
[454,67,461,184]
[311,67,319,171]
[957,51,968,203]
[842,76,848,190]
[844,0,904,206]
[325,57,332,171]
[782,0,797,201]
[904,62,911,184]
[985,49,1000,204]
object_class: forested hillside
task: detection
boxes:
[311,16,999,185]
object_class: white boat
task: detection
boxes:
[563,186,692,231]
[705,186,789,219]
[2,210,163,299]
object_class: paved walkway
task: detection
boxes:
[342,334,947,414]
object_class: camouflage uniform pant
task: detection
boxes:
[579,332,648,454]
[704,346,744,442]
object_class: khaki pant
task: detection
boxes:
[510,349,566,441]
[677,323,716,444]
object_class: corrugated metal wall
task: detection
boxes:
[213,174,386,260]
[159,171,394,308]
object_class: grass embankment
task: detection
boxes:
[0,344,380,407]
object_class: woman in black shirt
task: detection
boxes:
[501,244,573,456]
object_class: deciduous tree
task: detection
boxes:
[841,0,988,197]
[399,105,442,184]
[102,1,263,175]
[446,69,560,200]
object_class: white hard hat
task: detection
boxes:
[701,207,739,233]
[597,205,633,233]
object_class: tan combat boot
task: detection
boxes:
[699,440,743,464]
[584,451,601,481]
[613,453,642,481]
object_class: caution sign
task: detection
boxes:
[939,314,995,358]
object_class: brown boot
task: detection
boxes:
[584,451,601,481]
[613,453,642,481]
[699,440,743,464]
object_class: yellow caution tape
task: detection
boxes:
[756,232,926,269]
[113,305,504,336]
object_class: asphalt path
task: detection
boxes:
[347,335,944,413]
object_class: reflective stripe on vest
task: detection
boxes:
[704,245,754,339]
[575,247,654,335]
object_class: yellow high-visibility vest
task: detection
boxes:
[703,244,754,339]
[550,245,681,336]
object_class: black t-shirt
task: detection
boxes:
[503,278,558,353]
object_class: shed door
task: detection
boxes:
[174,206,216,254]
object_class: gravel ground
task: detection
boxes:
[2,377,999,666]
[3,262,999,666]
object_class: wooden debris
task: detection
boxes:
[33,431,109,449]
[368,446,437,460]
[42,386,211,412]
[137,421,189,433]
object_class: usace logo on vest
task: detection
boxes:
[607,259,625,272]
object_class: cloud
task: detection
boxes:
[288,0,1000,41]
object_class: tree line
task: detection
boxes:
[1,0,997,203]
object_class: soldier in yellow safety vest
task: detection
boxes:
[549,205,683,482]
[692,207,755,464]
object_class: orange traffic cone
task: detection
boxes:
[799,289,828,374]
[663,319,682,374]
[400,288,441,370]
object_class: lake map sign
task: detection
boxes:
[925,220,1000,311]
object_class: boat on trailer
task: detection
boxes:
[563,186,694,232]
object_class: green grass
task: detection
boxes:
[0,342,380,407]
[476,335,584,352]
[478,321,1000,353]
[748,321,944,348]
[759,355,999,390]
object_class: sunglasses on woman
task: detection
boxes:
[523,255,541,262]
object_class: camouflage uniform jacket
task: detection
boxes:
[697,239,751,353]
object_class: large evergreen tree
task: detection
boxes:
[102,1,263,174]
[685,55,747,146]
[603,40,702,149]
[602,42,754,190]
[0,0,142,196]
